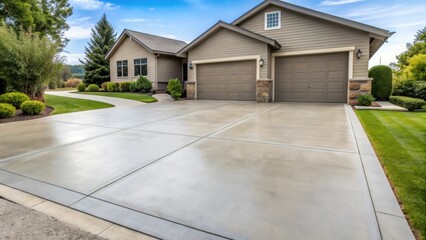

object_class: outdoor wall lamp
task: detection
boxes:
[189,62,193,69]
[259,59,264,67]
[356,49,362,59]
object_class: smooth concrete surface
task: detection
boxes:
[0,100,414,239]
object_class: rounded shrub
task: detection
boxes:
[357,94,375,106]
[129,82,137,92]
[119,82,131,92]
[106,82,120,92]
[167,78,183,100]
[369,65,392,100]
[0,92,30,108]
[20,100,45,115]
[87,84,99,92]
[136,76,152,93]
[77,83,86,92]
[0,103,16,118]
[101,82,109,91]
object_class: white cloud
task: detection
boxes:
[69,0,118,10]
[149,7,155,11]
[121,18,147,23]
[321,0,363,6]
[61,53,85,65]
[159,34,177,39]
[345,5,425,21]
[65,25,93,39]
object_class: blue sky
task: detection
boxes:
[64,0,426,66]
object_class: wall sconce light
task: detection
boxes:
[356,49,362,59]
[189,63,193,69]
[259,59,264,67]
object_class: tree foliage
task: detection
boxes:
[0,25,61,98]
[402,54,426,81]
[0,0,73,47]
[81,14,116,85]
[393,27,426,80]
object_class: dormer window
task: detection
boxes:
[265,11,281,30]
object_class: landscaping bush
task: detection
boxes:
[0,92,30,108]
[0,103,15,118]
[119,82,131,92]
[369,65,392,100]
[106,82,120,92]
[0,78,7,94]
[357,94,375,106]
[167,78,183,100]
[65,78,83,88]
[20,100,45,115]
[393,80,426,100]
[87,84,99,92]
[129,82,137,92]
[101,82,109,91]
[48,79,57,89]
[136,76,152,93]
[77,83,86,92]
[389,96,426,111]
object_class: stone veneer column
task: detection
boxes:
[256,79,273,103]
[186,81,196,100]
[348,78,373,105]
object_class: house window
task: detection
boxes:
[265,11,281,30]
[117,60,128,77]
[134,58,148,76]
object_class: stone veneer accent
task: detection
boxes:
[186,81,196,100]
[256,79,273,103]
[348,78,373,105]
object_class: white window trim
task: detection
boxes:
[265,11,281,30]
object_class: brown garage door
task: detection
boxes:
[275,52,348,103]
[197,60,256,101]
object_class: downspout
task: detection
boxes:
[154,53,160,90]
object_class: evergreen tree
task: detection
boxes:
[81,14,116,85]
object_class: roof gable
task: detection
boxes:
[106,29,187,59]
[232,0,393,38]
[177,21,281,56]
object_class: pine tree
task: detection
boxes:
[81,14,116,85]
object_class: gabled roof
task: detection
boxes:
[177,21,281,56]
[232,0,393,38]
[106,29,187,59]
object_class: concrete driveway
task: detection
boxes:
[0,100,413,240]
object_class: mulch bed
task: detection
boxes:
[0,107,54,124]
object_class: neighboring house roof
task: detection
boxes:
[232,0,393,38]
[106,29,187,59]
[177,21,281,56]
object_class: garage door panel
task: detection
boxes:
[275,52,348,103]
[197,61,256,101]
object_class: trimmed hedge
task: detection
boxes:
[136,76,152,93]
[0,103,16,118]
[87,84,99,92]
[0,92,30,108]
[119,82,131,92]
[167,78,183,100]
[357,94,375,106]
[393,80,426,101]
[21,100,45,115]
[389,96,426,111]
[106,82,120,92]
[77,83,86,92]
[129,82,137,92]
[101,81,109,91]
[369,65,392,100]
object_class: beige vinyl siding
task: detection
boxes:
[188,28,269,81]
[156,55,183,90]
[238,6,370,78]
[109,35,156,83]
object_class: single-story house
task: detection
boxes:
[108,0,393,103]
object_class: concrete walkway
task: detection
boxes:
[45,91,146,108]
[0,101,415,240]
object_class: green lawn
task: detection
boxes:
[47,87,77,91]
[356,110,426,239]
[45,94,114,115]
[74,92,157,103]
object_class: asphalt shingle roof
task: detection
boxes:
[126,29,187,54]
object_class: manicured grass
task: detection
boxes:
[74,92,157,103]
[47,87,77,91]
[45,94,114,115]
[356,110,426,239]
